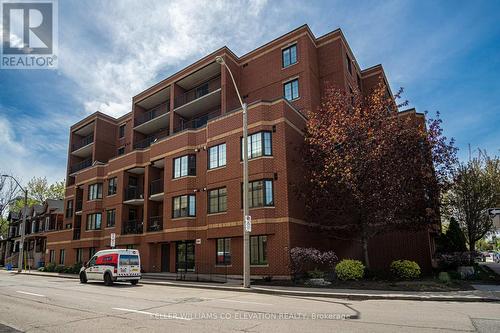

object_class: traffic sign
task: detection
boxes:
[244,215,252,232]
[110,233,116,248]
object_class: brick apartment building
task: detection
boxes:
[46,25,436,277]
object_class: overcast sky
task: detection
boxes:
[1,0,499,186]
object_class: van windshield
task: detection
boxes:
[119,255,140,266]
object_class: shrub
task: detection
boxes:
[390,260,421,280]
[44,262,57,272]
[335,259,365,281]
[307,269,326,279]
[435,251,477,270]
[289,247,338,277]
[438,271,451,283]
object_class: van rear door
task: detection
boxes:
[118,254,140,277]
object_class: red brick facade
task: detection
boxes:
[46,25,435,277]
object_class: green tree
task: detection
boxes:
[443,154,499,252]
[10,177,65,212]
[443,217,467,252]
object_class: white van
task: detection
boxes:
[79,249,141,286]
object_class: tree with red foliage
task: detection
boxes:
[302,84,457,268]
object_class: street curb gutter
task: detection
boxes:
[10,271,500,303]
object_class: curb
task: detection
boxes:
[9,271,500,303]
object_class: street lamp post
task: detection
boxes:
[2,175,28,273]
[215,56,251,288]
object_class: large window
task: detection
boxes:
[76,248,83,263]
[346,52,352,74]
[245,179,274,208]
[88,247,96,259]
[284,79,299,100]
[173,155,196,178]
[108,177,117,195]
[117,147,125,156]
[88,183,102,201]
[208,143,226,169]
[250,235,267,265]
[216,238,231,265]
[86,213,102,230]
[172,195,196,218]
[119,124,125,138]
[282,44,297,68]
[66,200,73,218]
[106,209,116,227]
[208,187,227,214]
[49,250,55,263]
[59,249,65,265]
[241,131,272,160]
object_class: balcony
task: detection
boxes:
[134,102,170,135]
[123,186,144,205]
[149,179,164,201]
[147,216,163,232]
[133,131,169,150]
[174,75,221,119]
[70,158,92,174]
[71,133,94,157]
[122,220,143,235]
[174,109,221,133]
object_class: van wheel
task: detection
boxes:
[104,273,113,286]
[79,272,87,284]
[130,280,138,285]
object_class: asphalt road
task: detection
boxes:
[0,272,499,332]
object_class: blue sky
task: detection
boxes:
[0,0,499,185]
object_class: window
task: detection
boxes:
[86,213,102,230]
[117,147,125,156]
[283,79,299,100]
[208,187,227,214]
[172,194,196,218]
[346,53,352,74]
[106,209,116,227]
[88,247,96,259]
[88,255,97,267]
[195,83,209,98]
[241,131,272,160]
[216,238,231,265]
[245,179,274,208]
[126,244,136,250]
[108,177,117,195]
[250,235,267,265]
[119,124,125,138]
[66,200,73,218]
[49,250,55,263]
[59,249,65,265]
[76,248,83,263]
[208,143,226,169]
[173,155,196,178]
[88,183,102,201]
[282,44,297,68]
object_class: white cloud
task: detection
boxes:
[58,0,272,118]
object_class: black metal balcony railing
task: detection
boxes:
[71,158,92,173]
[123,220,143,235]
[72,133,94,151]
[124,186,144,201]
[75,200,83,211]
[133,131,169,150]
[147,216,163,232]
[134,102,169,127]
[174,76,221,108]
[149,179,164,195]
[73,228,81,240]
[175,109,221,133]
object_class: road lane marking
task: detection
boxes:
[205,298,272,306]
[112,307,192,321]
[16,291,45,297]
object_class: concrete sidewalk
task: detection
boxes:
[4,269,500,303]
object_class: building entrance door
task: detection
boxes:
[176,241,195,272]
[161,243,169,272]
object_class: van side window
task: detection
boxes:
[88,256,97,267]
